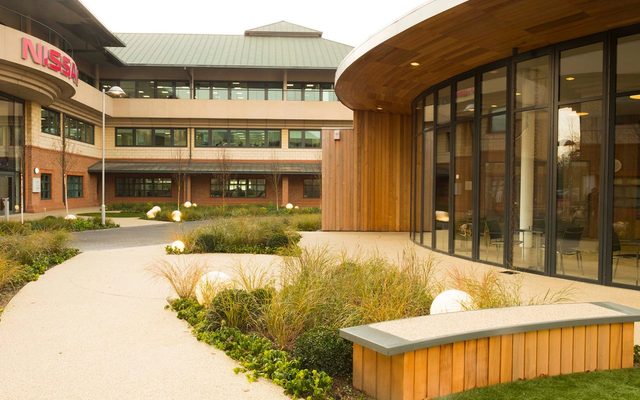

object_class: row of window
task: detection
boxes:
[115,128,322,148]
[100,80,337,101]
[195,129,281,148]
[39,174,83,199]
[115,128,188,147]
[41,108,95,144]
[114,177,320,198]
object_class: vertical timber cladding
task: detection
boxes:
[322,110,412,231]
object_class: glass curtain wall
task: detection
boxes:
[0,93,23,213]
[435,87,451,251]
[613,34,640,286]
[479,68,507,263]
[555,43,603,280]
[454,78,475,257]
[409,26,640,289]
[423,94,435,247]
[513,57,550,271]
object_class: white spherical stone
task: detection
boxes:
[151,206,161,212]
[195,271,232,305]
[430,289,473,315]
[183,201,192,208]
[171,210,182,222]
[192,203,198,208]
[64,214,77,220]
[146,210,156,219]
[169,240,185,253]
[285,203,294,210]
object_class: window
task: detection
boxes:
[195,129,281,148]
[303,178,321,198]
[115,128,187,147]
[195,82,211,99]
[286,82,337,101]
[115,177,172,197]
[41,108,60,136]
[210,178,266,198]
[40,173,51,200]
[211,82,230,100]
[64,116,94,144]
[288,130,321,148]
[67,176,83,198]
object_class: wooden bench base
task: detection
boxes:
[352,323,634,400]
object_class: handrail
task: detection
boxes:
[0,4,74,57]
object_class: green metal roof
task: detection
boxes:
[106,22,352,69]
[245,21,322,37]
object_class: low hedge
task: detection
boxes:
[178,217,301,255]
[293,327,353,378]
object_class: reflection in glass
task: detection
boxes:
[437,86,451,125]
[195,82,210,99]
[137,81,154,99]
[479,117,505,263]
[454,78,474,257]
[516,56,549,109]
[482,68,507,114]
[617,34,640,94]
[513,110,548,271]
[556,101,602,279]
[415,132,423,242]
[231,82,248,100]
[612,96,640,286]
[423,94,435,247]
[435,126,450,251]
[560,43,603,102]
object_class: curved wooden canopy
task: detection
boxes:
[335,0,640,114]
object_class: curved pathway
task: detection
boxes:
[0,224,288,400]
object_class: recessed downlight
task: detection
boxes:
[565,76,575,81]
[576,112,589,117]
[410,62,420,67]
[630,94,640,100]
[515,92,521,96]
[376,106,383,110]
[490,104,498,108]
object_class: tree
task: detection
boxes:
[173,148,188,210]
[216,145,232,210]
[269,149,282,210]
[52,134,78,215]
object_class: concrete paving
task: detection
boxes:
[0,245,287,400]
[2,228,640,399]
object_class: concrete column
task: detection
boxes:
[281,176,289,206]
[283,70,288,101]
[281,129,289,149]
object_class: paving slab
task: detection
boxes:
[0,245,287,400]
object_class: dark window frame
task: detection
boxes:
[40,173,51,200]
[66,175,83,198]
[195,128,281,148]
[303,178,321,198]
[63,115,94,144]
[41,108,60,136]
[288,129,322,148]
[115,127,188,147]
[115,177,173,197]
[210,178,267,198]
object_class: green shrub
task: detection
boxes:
[290,214,321,231]
[0,216,117,233]
[262,248,437,349]
[293,327,352,378]
[183,217,301,254]
[635,345,640,365]
[205,288,274,332]
[0,230,70,266]
[170,298,333,400]
[0,255,25,289]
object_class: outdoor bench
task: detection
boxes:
[339,302,640,400]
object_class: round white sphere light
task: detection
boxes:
[430,289,473,315]
[195,271,233,305]
[33,167,40,174]
[285,203,294,210]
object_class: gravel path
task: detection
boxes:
[0,244,288,400]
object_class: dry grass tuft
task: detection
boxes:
[449,269,574,310]
[149,258,207,299]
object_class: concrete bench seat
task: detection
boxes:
[340,302,640,400]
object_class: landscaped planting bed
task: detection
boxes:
[155,247,574,399]
[0,228,79,313]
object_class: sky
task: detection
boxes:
[79,0,427,47]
